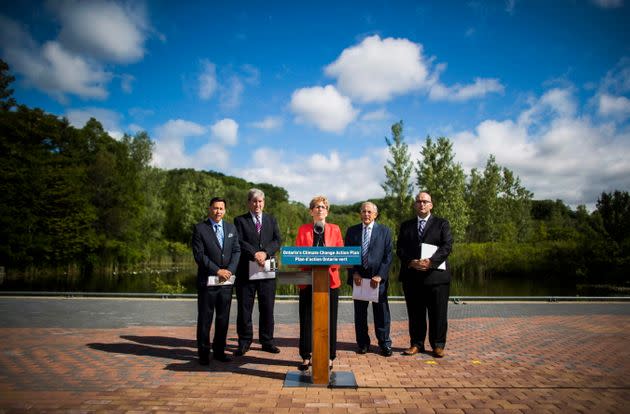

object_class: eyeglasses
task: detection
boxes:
[313,205,327,210]
[416,200,432,205]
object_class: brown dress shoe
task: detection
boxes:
[403,346,420,356]
[433,347,445,358]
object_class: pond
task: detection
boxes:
[1,267,625,297]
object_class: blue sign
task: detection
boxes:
[281,246,361,265]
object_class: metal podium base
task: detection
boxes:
[283,370,357,389]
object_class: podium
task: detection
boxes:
[280,246,360,388]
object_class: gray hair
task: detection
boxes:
[360,201,378,213]
[248,188,265,201]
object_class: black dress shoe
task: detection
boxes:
[261,344,281,354]
[234,344,250,356]
[199,356,209,366]
[380,347,393,357]
[214,353,232,362]
[297,360,311,371]
[356,345,368,354]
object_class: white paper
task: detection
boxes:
[248,260,276,280]
[207,274,236,286]
[420,243,446,270]
[352,281,380,303]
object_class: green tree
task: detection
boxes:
[466,155,532,242]
[415,136,468,242]
[596,190,630,249]
[0,59,16,111]
[381,121,414,226]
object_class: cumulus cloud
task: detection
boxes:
[325,35,430,103]
[198,59,217,100]
[290,85,358,133]
[325,34,504,104]
[451,87,630,207]
[220,76,244,109]
[250,116,283,130]
[66,107,124,138]
[598,94,630,120]
[152,118,238,171]
[240,148,386,205]
[211,118,239,146]
[0,15,111,101]
[49,0,150,63]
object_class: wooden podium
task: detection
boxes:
[280,246,360,388]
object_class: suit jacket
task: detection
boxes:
[295,222,344,289]
[234,212,282,282]
[192,219,241,290]
[344,222,393,285]
[397,215,453,285]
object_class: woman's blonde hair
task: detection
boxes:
[309,195,329,210]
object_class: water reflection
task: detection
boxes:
[0,267,598,296]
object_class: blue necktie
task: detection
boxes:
[418,219,426,239]
[214,224,224,249]
[361,226,370,268]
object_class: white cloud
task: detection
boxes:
[325,35,430,103]
[290,85,358,133]
[361,108,390,121]
[598,94,630,120]
[66,107,124,138]
[251,116,283,130]
[211,118,239,146]
[220,76,244,109]
[240,148,386,205]
[0,15,111,101]
[198,59,217,100]
[429,77,505,102]
[451,87,630,207]
[591,0,623,8]
[49,0,150,63]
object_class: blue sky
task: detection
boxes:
[1,0,629,208]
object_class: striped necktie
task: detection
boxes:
[255,215,261,233]
[361,226,370,268]
[418,219,426,240]
[214,224,224,249]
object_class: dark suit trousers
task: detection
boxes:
[298,286,339,360]
[235,278,276,347]
[197,285,233,358]
[402,279,449,349]
[353,293,391,349]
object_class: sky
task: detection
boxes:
[1,0,629,209]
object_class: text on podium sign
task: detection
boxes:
[281,246,361,265]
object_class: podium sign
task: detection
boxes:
[281,246,361,265]
[281,246,358,388]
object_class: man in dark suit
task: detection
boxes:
[233,188,283,356]
[192,197,241,365]
[397,192,453,358]
[344,201,394,356]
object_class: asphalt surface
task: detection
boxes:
[0,297,628,328]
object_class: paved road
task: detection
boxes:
[0,297,628,328]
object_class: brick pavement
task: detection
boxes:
[1,300,629,413]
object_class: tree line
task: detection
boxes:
[1,60,628,287]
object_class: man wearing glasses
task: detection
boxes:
[396,192,453,358]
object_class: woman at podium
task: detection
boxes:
[295,195,344,371]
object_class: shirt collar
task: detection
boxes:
[250,212,261,221]
[363,222,375,231]
[417,214,431,223]
[209,218,223,227]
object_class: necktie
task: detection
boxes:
[255,215,261,233]
[361,226,370,268]
[214,224,224,249]
[418,219,426,239]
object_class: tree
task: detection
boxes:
[0,59,16,111]
[466,155,532,242]
[416,136,469,242]
[382,121,414,227]
[596,190,630,249]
